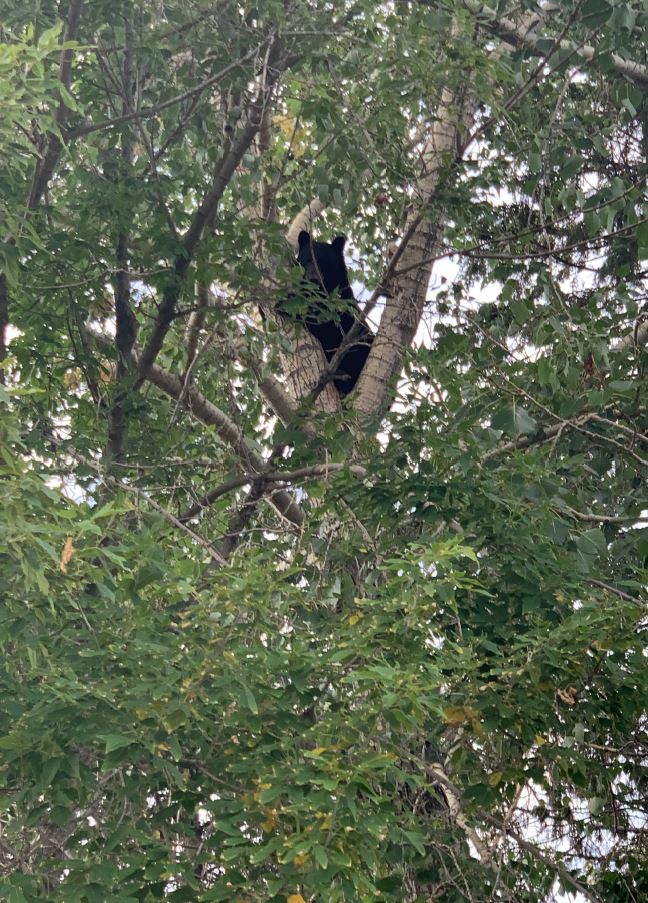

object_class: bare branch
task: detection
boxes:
[425,762,492,863]
[554,506,636,525]
[588,579,641,603]
[131,491,228,567]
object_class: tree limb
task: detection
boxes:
[278,199,340,410]
[136,36,291,384]
[27,0,84,209]
[425,762,492,863]
[84,328,305,528]
[285,198,324,249]
[354,81,474,420]
[107,19,138,463]
[255,369,304,427]
[466,0,648,91]
[1,0,84,377]
[179,462,367,522]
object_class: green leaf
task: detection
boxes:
[58,84,78,112]
[402,829,426,856]
[588,796,605,815]
[242,685,258,714]
[581,0,613,27]
[490,405,538,437]
[98,734,135,754]
[313,844,328,868]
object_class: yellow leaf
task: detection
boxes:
[288,895,306,903]
[261,807,278,832]
[292,853,309,867]
[488,771,503,787]
[442,705,479,726]
[271,115,306,156]
[63,368,81,391]
[347,613,362,625]
[99,359,116,383]
[535,734,546,746]
[60,536,74,572]
[273,114,295,137]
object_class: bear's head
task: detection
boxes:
[297,230,353,299]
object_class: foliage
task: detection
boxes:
[0,1,646,901]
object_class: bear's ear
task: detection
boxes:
[331,235,347,252]
[298,231,311,249]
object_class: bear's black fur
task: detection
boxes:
[291,230,373,396]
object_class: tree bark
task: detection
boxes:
[354,86,473,421]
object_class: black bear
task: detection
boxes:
[290,230,373,396]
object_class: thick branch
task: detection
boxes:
[27,0,84,209]
[425,762,491,862]
[140,364,304,527]
[215,481,267,564]
[285,199,324,250]
[616,317,648,352]
[280,324,341,412]
[354,85,473,420]
[107,23,138,463]
[466,0,648,91]
[256,370,303,426]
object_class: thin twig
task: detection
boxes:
[67,45,264,138]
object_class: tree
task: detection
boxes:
[0,0,646,900]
